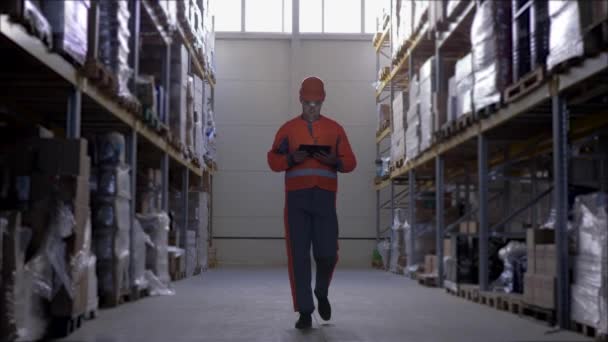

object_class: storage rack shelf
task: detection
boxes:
[0,1,217,336]
[0,14,205,176]
[374,25,390,53]
[373,0,608,335]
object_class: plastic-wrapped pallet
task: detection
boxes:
[40,0,89,65]
[389,209,407,274]
[454,53,474,118]
[137,212,171,285]
[571,192,608,334]
[96,164,131,199]
[406,74,420,161]
[419,58,435,152]
[170,44,189,147]
[93,197,131,301]
[96,132,127,165]
[98,0,135,100]
[491,241,527,293]
[186,231,197,277]
[204,109,217,163]
[398,0,413,46]
[546,1,608,71]
[132,218,150,291]
[470,0,512,110]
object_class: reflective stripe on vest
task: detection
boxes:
[286,168,337,179]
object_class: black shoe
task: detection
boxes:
[315,291,331,321]
[295,313,312,330]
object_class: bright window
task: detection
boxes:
[213,0,241,32]
[246,0,284,32]
[300,0,323,33]
[324,0,361,33]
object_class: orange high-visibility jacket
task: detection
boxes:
[268,115,357,192]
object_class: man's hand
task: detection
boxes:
[291,151,309,164]
[313,151,338,167]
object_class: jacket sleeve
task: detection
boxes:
[336,125,357,173]
[267,125,294,172]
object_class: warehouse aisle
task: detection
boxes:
[58,267,589,342]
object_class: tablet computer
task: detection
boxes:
[298,144,331,155]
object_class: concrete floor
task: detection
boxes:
[57,267,590,342]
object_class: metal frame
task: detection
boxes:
[371,3,608,333]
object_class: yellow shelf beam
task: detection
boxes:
[373,25,390,53]
[376,127,391,144]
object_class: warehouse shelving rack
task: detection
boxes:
[373,0,608,330]
[0,0,216,291]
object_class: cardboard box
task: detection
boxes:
[444,238,453,258]
[543,244,557,276]
[425,254,437,274]
[36,138,89,176]
[534,274,556,309]
[524,273,535,304]
[459,221,478,234]
[526,229,555,249]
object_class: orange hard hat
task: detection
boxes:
[300,77,326,102]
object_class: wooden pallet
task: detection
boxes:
[496,293,523,315]
[521,303,556,326]
[478,291,499,309]
[100,291,123,308]
[47,309,96,338]
[171,270,187,282]
[417,273,438,287]
[83,59,119,95]
[456,284,480,302]
[474,102,501,119]
[571,320,608,342]
[505,67,546,104]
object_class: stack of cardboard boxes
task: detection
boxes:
[524,229,556,309]
[91,133,131,307]
[170,44,189,148]
[1,137,96,339]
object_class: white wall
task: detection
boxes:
[213,37,377,267]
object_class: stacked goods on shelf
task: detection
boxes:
[188,191,209,271]
[523,229,556,309]
[192,75,206,163]
[168,245,185,280]
[1,137,95,340]
[418,57,435,152]
[413,0,429,33]
[546,0,608,72]
[447,235,508,286]
[377,104,391,133]
[390,92,406,166]
[136,75,164,128]
[91,133,131,307]
[202,0,216,78]
[186,76,195,157]
[137,213,170,285]
[570,193,607,335]
[512,0,550,81]
[1,212,48,341]
[453,53,474,119]
[490,241,527,294]
[447,76,457,124]
[0,1,52,47]
[405,73,420,161]
[389,209,407,274]
[391,0,413,61]
[40,0,89,65]
[131,219,149,292]
[470,0,512,111]
[203,82,217,164]
[170,44,189,150]
[138,169,162,215]
[98,0,137,103]
[169,190,186,277]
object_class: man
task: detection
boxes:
[267,77,357,329]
